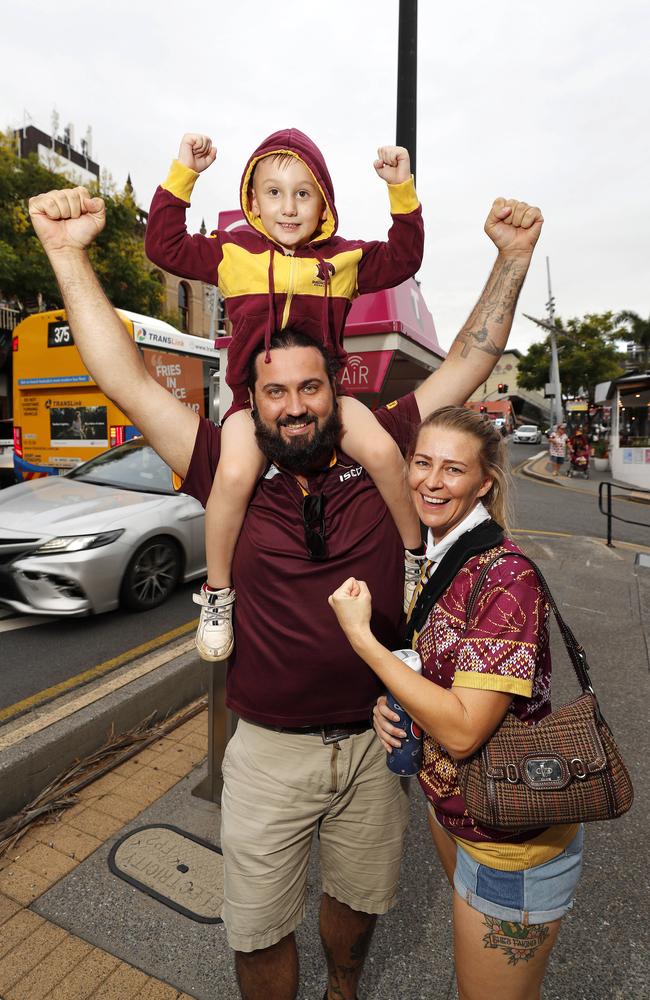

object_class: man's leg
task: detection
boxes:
[320,894,377,1000]
[318,732,410,1000]
[235,934,299,1000]
[221,723,339,997]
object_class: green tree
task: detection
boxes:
[0,130,166,318]
[518,312,625,397]
[88,185,165,316]
[615,310,650,369]
[0,131,69,306]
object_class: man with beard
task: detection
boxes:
[28,184,543,1000]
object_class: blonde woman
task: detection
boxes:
[329,407,583,1000]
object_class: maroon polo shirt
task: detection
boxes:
[181,393,421,726]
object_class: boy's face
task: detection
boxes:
[250,156,327,250]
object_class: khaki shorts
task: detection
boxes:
[220,719,410,952]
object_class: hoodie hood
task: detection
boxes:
[240,128,338,245]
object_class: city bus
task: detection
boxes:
[12,309,219,480]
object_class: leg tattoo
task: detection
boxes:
[481,916,550,966]
[323,921,375,999]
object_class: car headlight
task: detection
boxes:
[31,530,125,555]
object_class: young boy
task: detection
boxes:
[145,128,426,661]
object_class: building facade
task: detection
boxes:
[468,349,550,426]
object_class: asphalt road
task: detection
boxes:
[510,440,650,546]
[0,580,199,719]
[1,439,648,721]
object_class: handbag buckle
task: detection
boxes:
[523,755,567,789]
[571,757,588,779]
[505,764,519,784]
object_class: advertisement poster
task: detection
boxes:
[49,404,108,447]
[143,350,205,416]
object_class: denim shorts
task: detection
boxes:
[454,825,584,924]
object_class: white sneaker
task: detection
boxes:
[404,551,427,615]
[193,585,236,661]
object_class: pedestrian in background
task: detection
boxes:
[548,423,568,477]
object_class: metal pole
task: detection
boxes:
[396,0,417,183]
[209,286,217,341]
[546,257,563,428]
[191,661,236,803]
[606,484,614,548]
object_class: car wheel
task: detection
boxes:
[120,536,182,611]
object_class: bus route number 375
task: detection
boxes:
[48,321,74,348]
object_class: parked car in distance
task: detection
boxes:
[0,418,14,489]
[0,438,206,616]
[513,424,542,445]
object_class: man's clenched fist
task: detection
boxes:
[484,198,543,256]
[29,187,106,254]
[178,134,217,173]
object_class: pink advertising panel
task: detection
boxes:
[337,350,394,395]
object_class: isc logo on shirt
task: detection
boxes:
[339,466,364,482]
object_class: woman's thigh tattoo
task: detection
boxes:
[481,916,550,966]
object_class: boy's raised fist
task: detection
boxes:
[373,145,411,185]
[29,187,106,253]
[178,134,217,173]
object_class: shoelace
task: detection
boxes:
[204,604,231,626]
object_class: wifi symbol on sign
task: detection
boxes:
[341,355,369,387]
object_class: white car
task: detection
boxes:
[513,424,542,444]
[0,438,206,616]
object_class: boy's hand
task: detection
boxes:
[178,134,217,173]
[29,187,106,254]
[373,145,411,185]
[485,198,543,257]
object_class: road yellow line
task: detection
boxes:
[511,528,574,537]
[0,618,199,724]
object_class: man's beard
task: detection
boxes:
[252,406,342,473]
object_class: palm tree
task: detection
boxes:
[616,310,650,370]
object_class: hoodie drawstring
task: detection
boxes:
[312,250,332,353]
[264,246,276,363]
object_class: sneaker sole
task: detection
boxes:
[195,636,234,662]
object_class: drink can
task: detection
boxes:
[386,649,423,777]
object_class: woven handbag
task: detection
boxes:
[456,552,634,831]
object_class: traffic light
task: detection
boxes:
[497,383,508,394]
[479,405,488,414]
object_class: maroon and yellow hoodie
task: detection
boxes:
[145,128,424,415]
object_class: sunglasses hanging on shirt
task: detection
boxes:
[302,493,327,561]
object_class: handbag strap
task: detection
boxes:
[465,551,598,702]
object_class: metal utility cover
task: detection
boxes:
[109,824,224,923]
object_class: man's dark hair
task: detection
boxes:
[246,328,341,394]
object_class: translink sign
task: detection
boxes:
[134,325,219,359]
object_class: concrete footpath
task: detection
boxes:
[0,529,648,998]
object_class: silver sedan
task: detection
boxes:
[0,439,206,616]
[512,424,542,445]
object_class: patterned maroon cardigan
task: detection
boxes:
[416,539,551,843]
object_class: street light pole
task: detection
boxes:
[546,257,563,428]
[396,0,417,182]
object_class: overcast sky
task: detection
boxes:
[3,0,648,353]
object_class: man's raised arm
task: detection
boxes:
[414,198,543,419]
[29,187,199,478]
